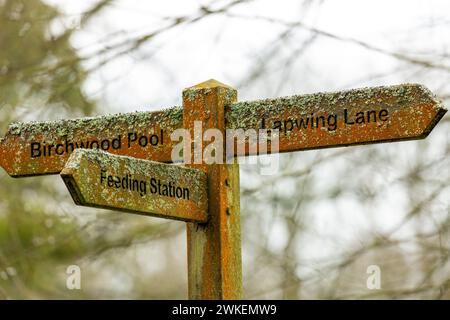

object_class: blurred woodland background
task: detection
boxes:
[0,0,449,299]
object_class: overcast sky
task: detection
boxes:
[45,0,450,112]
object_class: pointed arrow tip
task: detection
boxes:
[420,103,447,139]
[411,83,448,138]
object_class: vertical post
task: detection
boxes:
[182,79,243,299]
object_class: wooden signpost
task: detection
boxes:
[0,79,446,300]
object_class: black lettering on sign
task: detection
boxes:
[100,170,190,200]
[29,130,165,158]
[264,108,390,135]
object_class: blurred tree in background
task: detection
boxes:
[0,0,449,299]
[0,0,96,298]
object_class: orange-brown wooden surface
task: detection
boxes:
[61,149,208,222]
[0,108,182,177]
[0,84,446,177]
[184,80,243,300]
[227,83,446,156]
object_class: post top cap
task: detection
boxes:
[186,79,234,90]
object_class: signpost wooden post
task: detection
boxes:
[182,80,243,299]
[0,79,447,300]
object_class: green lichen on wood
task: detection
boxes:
[4,106,183,139]
[183,89,199,102]
[225,83,446,129]
[165,106,183,125]
[63,149,208,222]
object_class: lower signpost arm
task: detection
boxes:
[183,80,243,300]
